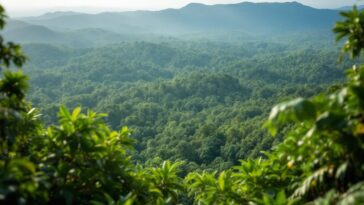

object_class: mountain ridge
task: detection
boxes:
[337,5,364,10]
[21,1,326,18]
[6,1,341,45]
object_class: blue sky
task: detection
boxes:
[0,0,362,17]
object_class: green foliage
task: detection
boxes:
[24,40,344,170]
[0,6,45,204]
[186,170,246,205]
[144,161,185,204]
[334,5,364,59]
[39,106,138,204]
[179,10,364,199]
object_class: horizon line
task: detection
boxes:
[5,1,362,18]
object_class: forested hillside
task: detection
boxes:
[2,1,341,47]
[13,2,347,169]
[19,2,339,34]
[21,40,347,171]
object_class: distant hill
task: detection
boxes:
[3,20,67,43]
[337,5,364,10]
[2,20,159,47]
[18,2,340,36]
[27,11,82,20]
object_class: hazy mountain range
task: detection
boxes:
[3,1,357,47]
[337,5,364,10]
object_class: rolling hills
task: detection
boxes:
[20,2,339,34]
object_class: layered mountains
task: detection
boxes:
[3,1,343,46]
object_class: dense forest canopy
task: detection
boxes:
[0,2,364,205]
[15,6,349,169]
[21,39,349,171]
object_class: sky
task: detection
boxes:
[0,0,363,17]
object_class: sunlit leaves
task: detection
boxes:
[143,161,185,204]
[185,170,249,205]
[265,98,316,136]
[334,5,364,60]
[38,106,142,204]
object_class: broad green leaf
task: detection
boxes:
[71,107,81,122]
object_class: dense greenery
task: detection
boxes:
[22,40,346,171]
[1,3,364,205]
